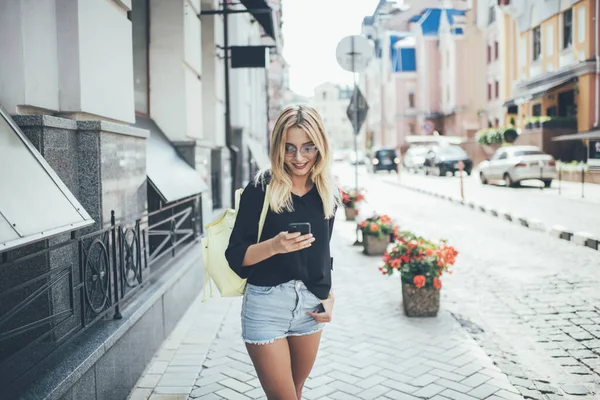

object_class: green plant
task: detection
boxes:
[476,128,505,145]
[359,214,396,239]
[379,231,458,290]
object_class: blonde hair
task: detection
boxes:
[255,104,341,218]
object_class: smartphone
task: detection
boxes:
[316,303,326,313]
[288,222,311,235]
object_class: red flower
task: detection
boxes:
[433,277,442,290]
[413,275,426,288]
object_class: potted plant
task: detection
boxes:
[341,188,365,221]
[359,214,395,255]
[378,231,458,317]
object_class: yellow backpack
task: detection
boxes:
[200,184,270,300]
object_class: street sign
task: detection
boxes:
[423,121,434,134]
[346,87,369,135]
[336,35,373,73]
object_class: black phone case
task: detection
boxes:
[288,222,311,235]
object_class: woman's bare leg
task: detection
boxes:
[246,339,298,400]
[288,331,323,399]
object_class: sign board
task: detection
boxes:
[589,139,600,167]
[346,87,369,135]
[336,35,373,73]
[423,121,434,135]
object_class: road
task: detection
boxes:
[372,167,600,240]
[334,162,600,400]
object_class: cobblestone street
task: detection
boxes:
[352,167,600,400]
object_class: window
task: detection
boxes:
[488,5,496,25]
[514,150,544,156]
[487,45,491,63]
[495,81,499,98]
[494,118,499,127]
[563,9,573,49]
[487,83,492,100]
[498,152,508,160]
[131,0,150,114]
[532,103,542,116]
[409,123,416,134]
[408,92,415,108]
[494,41,499,60]
[533,26,542,61]
[322,92,327,100]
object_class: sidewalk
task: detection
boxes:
[128,215,523,400]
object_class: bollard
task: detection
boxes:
[581,164,585,198]
[558,162,562,195]
[457,160,465,200]
[538,160,544,191]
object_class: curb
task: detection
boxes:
[385,179,600,252]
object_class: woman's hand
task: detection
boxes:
[307,292,334,323]
[269,231,314,254]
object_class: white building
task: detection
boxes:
[310,82,358,151]
[0,0,279,398]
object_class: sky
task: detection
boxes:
[281,0,381,98]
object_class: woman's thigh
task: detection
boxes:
[246,339,297,400]
[288,331,323,390]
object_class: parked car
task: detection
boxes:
[478,145,557,188]
[402,145,429,173]
[371,148,399,173]
[424,145,473,176]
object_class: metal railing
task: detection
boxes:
[0,195,202,386]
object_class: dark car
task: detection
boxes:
[371,148,399,173]
[424,145,473,176]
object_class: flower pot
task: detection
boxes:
[345,207,356,221]
[401,283,440,317]
[363,235,389,255]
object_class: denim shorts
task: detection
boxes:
[241,280,325,345]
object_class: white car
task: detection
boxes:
[478,145,557,188]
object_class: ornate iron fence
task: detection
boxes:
[0,195,202,386]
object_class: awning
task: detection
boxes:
[0,108,93,252]
[247,139,270,170]
[134,117,208,203]
[239,0,276,40]
[512,76,576,104]
[553,130,600,141]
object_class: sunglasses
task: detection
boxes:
[285,143,318,156]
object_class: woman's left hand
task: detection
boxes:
[307,292,334,323]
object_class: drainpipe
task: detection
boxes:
[595,0,599,127]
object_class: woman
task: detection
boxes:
[225,104,340,400]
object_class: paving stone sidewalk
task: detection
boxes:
[128,215,524,400]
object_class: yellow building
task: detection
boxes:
[500,0,598,134]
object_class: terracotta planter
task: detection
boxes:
[344,207,356,221]
[363,235,389,255]
[401,283,440,317]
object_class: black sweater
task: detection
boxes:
[225,176,335,300]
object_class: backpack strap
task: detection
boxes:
[234,188,244,211]
[257,184,270,242]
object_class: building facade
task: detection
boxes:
[0,0,279,398]
[361,0,474,152]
